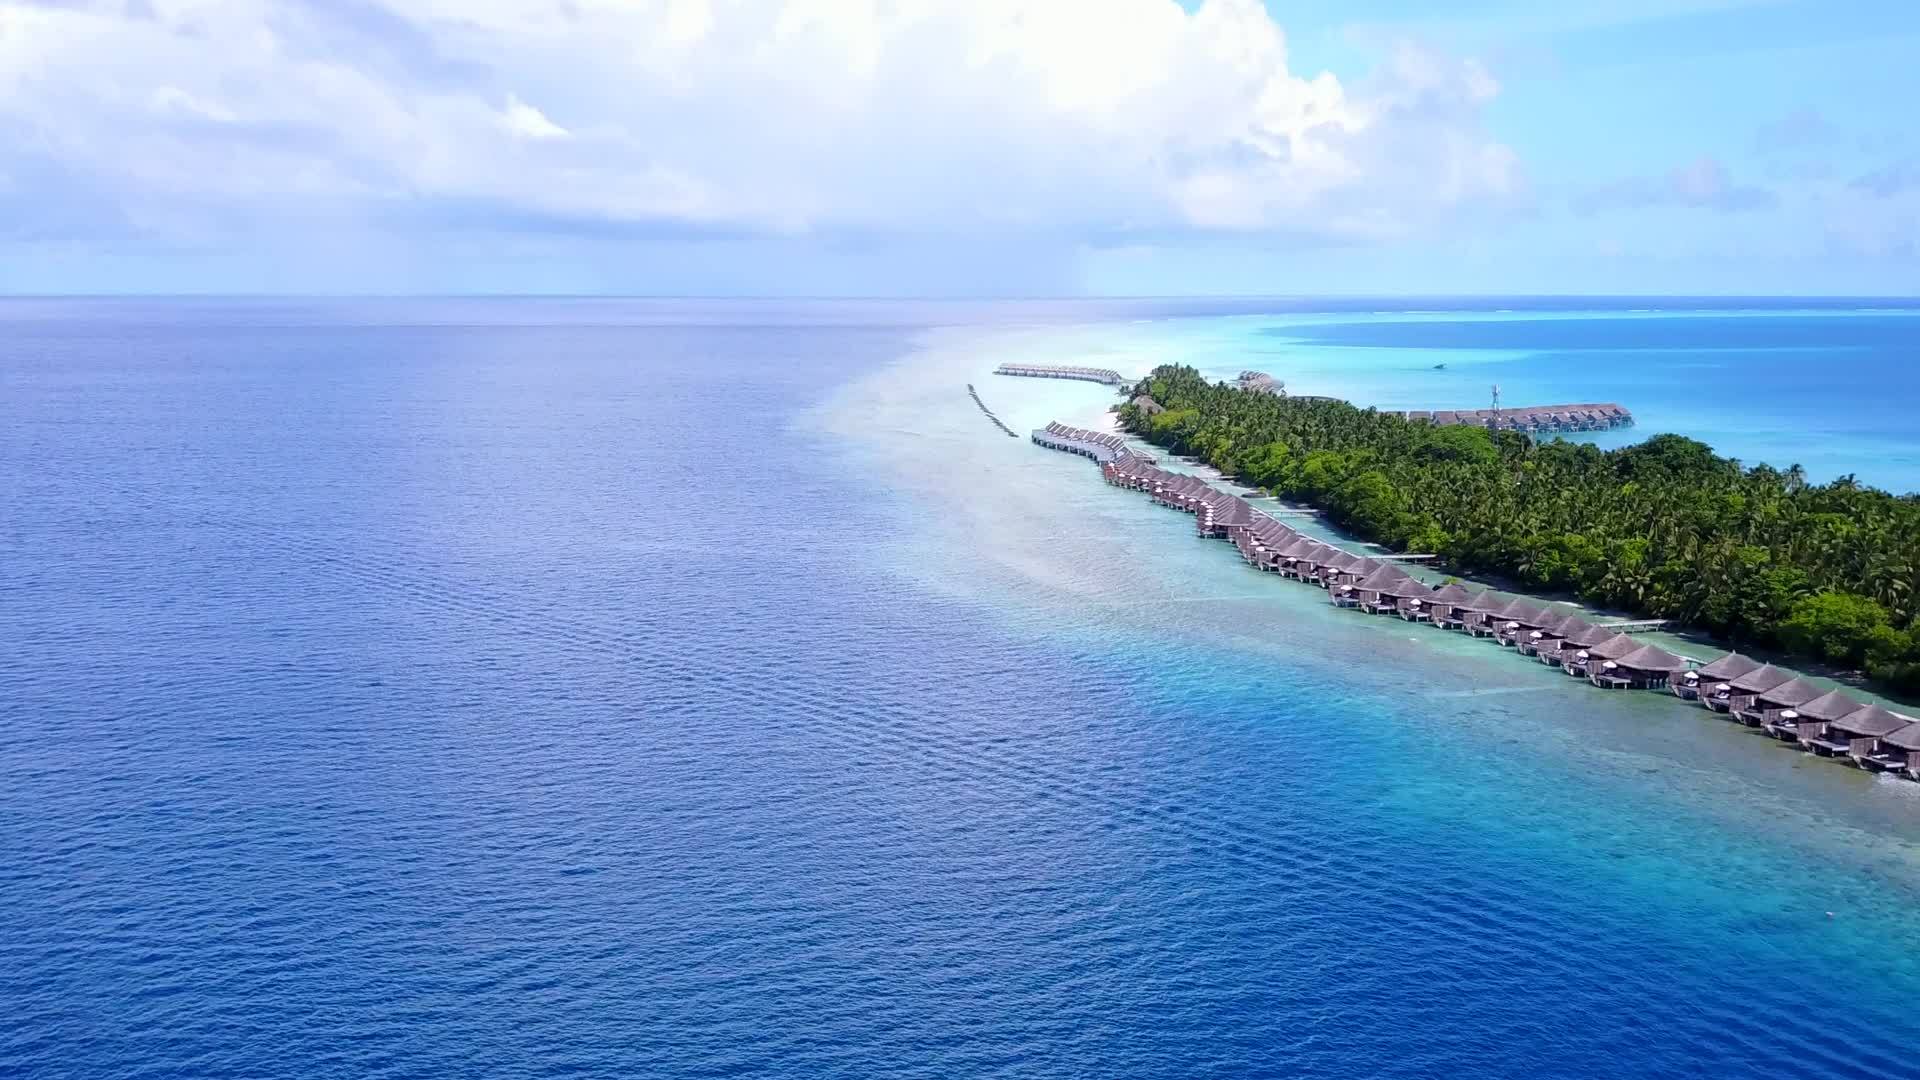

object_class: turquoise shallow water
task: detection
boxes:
[4,298,1920,1079]
[977,304,1920,490]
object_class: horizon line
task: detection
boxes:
[3,292,1920,303]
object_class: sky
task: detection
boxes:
[0,0,1916,296]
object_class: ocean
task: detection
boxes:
[4,297,1919,1079]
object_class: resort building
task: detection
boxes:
[1593,643,1691,690]
[1732,676,1828,728]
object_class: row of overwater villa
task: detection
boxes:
[1032,422,1920,782]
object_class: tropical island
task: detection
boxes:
[1117,364,1920,696]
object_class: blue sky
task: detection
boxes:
[1,0,1915,296]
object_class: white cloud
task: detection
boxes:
[0,0,1521,248]
[501,95,567,140]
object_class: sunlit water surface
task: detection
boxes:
[4,298,1918,1080]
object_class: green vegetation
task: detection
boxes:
[1123,365,1920,694]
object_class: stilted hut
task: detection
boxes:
[1732,676,1826,728]
[1318,552,1370,590]
[1597,642,1690,690]
[1876,721,1920,779]
[1352,567,1423,615]
[1287,542,1342,583]
[1718,664,1796,718]
[1474,597,1545,641]
[1522,613,1592,659]
[1197,494,1255,538]
[1808,706,1917,770]
[1565,632,1638,678]
[1784,690,1867,749]
[1269,536,1323,578]
[1758,687,1850,737]
[1449,591,1509,635]
[1542,618,1607,667]
[1493,601,1562,647]
[1152,475,1208,510]
[1678,652,1761,704]
[1420,583,1485,629]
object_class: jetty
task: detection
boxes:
[1032,420,1920,785]
[996,363,1127,387]
[967,384,1019,438]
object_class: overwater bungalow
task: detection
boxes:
[1480,598,1549,643]
[1716,665,1797,720]
[1799,705,1912,770]
[1875,721,1920,779]
[1732,676,1826,728]
[1529,615,1599,664]
[1317,552,1372,590]
[1675,652,1760,703]
[1758,687,1850,737]
[1282,541,1340,582]
[1562,631,1638,678]
[1232,529,1261,565]
[1780,689,1867,748]
[1352,566,1423,615]
[1197,494,1255,538]
[1448,591,1509,635]
[1574,638,1681,687]
[1153,475,1208,510]
[1417,583,1484,628]
[1249,526,1296,559]
[1591,642,1690,690]
[1518,613,1584,658]
[1266,536,1319,577]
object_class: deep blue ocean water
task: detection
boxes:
[5,298,1920,1080]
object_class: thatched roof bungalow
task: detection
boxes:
[1198,494,1256,538]
[1481,597,1550,643]
[1780,689,1866,747]
[1592,642,1690,690]
[1283,541,1341,582]
[1419,583,1486,628]
[1520,613,1594,658]
[1733,676,1827,728]
[1679,652,1761,705]
[1352,566,1423,614]
[1560,631,1636,677]
[1800,704,1911,769]
[1319,552,1374,589]
[1876,721,1920,778]
[1714,664,1796,716]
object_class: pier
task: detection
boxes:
[1029,419,1920,784]
[996,363,1128,387]
[967,384,1019,438]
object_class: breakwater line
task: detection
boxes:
[967,384,1019,438]
[1032,421,1920,788]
